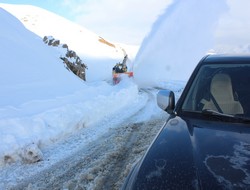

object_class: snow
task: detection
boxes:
[0,0,250,187]
[0,6,143,167]
[0,3,139,82]
[133,0,250,87]
[133,0,227,87]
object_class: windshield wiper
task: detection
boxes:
[202,109,234,117]
[202,109,250,123]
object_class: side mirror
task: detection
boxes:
[157,90,175,114]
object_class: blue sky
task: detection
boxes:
[0,0,75,20]
[0,0,172,45]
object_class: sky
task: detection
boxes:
[0,0,173,45]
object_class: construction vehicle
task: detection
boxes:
[112,55,133,84]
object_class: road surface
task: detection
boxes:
[0,89,168,190]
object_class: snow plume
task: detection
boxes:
[214,0,250,53]
[133,0,228,88]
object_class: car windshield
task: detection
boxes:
[182,62,250,120]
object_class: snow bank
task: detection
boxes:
[0,8,141,167]
[0,79,140,167]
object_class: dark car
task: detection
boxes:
[122,54,250,189]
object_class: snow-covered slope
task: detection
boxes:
[0,8,84,107]
[0,3,121,58]
[0,3,139,82]
[0,7,143,167]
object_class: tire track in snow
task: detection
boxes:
[58,89,167,190]
[3,89,167,190]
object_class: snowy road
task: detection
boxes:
[0,89,168,190]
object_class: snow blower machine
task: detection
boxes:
[112,55,133,85]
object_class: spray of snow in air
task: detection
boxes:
[133,0,228,88]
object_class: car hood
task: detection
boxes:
[125,116,250,189]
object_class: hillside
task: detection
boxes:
[0,6,141,168]
[0,3,139,82]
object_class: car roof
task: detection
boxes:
[202,54,250,63]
